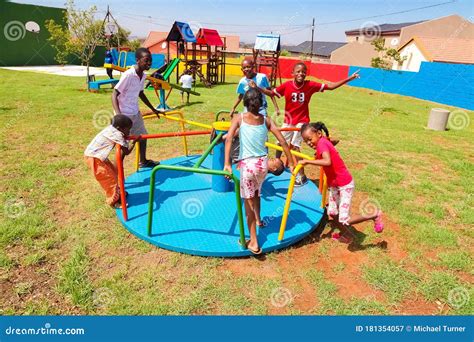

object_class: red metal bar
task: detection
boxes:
[128,130,211,141]
[115,144,128,221]
[279,127,300,132]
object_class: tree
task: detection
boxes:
[46,0,103,88]
[370,38,405,70]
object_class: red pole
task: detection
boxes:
[128,130,211,140]
[115,144,128,221]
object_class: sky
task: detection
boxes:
[12,0,474,44]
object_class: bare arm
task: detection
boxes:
[325,70,360,91]
[112,89,121,114]
[139,91,162,118]
[230,94,243,116]
[121,140,137,157]
[224,116,240,174]
[300,151,331,166]
[268,117,294,169]
[270,94,280,116]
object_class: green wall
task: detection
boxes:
[0,0,106,67]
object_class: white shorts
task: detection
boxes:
[281,122,304,148]
[127,113,148,136]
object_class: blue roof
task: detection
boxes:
[254,34,280,51]
[166,21,196,43]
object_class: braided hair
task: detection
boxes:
[300,121,329,138]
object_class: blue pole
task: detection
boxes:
[212,130,233,192]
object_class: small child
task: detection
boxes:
[299,122,384,243]
[179,69,194,104]
[273,62,359,186]
[84,115,137,208]
[224,88,294,254]
[230,58,279,117]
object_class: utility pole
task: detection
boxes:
[310,17,315,59]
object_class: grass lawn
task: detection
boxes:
[0,69,472,315]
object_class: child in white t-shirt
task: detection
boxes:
[179,69,194,104]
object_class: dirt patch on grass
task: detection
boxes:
[394,296,440,315]
[218,190,411,313]
[0,255,80,314]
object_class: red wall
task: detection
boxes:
[260,58,350,82]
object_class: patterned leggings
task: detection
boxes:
[327,180,355,225]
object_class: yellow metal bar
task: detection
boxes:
[143,113,213,129]
[104,63,171,90]
[321,174,328,208]
[135,140,140,172]
[166,111,189,156]
[265,142,314,160]
[278,164,304,241]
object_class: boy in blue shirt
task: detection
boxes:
[230,58,280,116]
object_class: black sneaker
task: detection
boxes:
[139,159,160,168]
[294,175,308,187]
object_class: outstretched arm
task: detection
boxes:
[230,94,243,116]
[325,70,360,90]
[139,91,162,118]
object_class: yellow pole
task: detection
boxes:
[265,142,313,160]
[142,113,213,129]
[166,111,189,155]
[278,164,303,241]
[135,140,140,172]
[321,174,328,208]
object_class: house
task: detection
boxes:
[281,41,346,62]
[331,21,423,67]
[394,36,474,71]
[331,15,474,67]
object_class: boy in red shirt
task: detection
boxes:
[273,62,359,185]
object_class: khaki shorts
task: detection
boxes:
[127,113,148,136]
[281,122,304,148]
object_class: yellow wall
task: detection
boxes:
[172,57,245,81]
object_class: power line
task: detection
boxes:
[316,0,456,25]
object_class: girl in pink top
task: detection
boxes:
[299,122,384,243]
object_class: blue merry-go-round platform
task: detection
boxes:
[116,155,325,257]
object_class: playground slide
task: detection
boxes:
[162,58,180,81]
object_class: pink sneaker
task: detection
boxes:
[374,211,384,233]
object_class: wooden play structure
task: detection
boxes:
[166,21,226,87]
[253,34,281,87]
